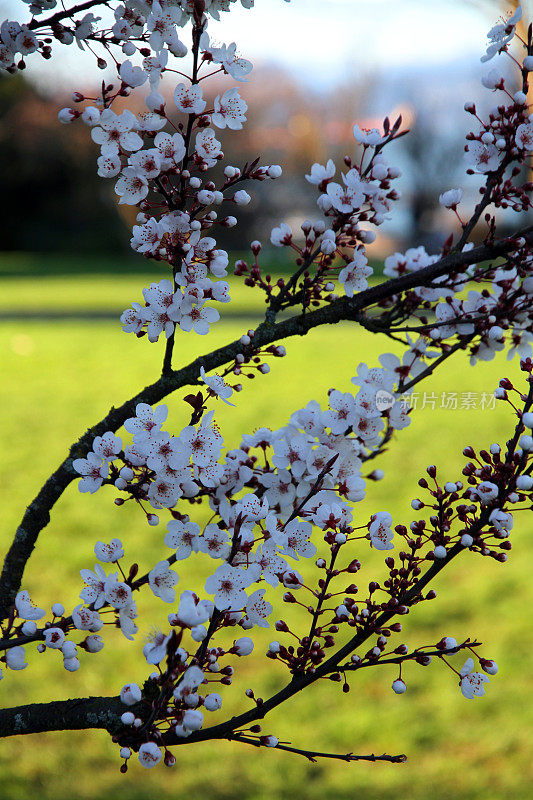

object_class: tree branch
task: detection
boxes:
[0,536,489,743]
[0,229,526,621]
[0,695,127,738]
[28,0,110,31]
[228,734,407,764]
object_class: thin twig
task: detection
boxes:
[229,734,407,764]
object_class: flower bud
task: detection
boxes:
[234,637,254,656]
[392,679,407,694]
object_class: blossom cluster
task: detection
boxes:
[1,0,533,774]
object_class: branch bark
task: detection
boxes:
[0,696,126,738]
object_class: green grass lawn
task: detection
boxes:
[0,262,532,800]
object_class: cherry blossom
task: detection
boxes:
[465,142,500,173]
[244,588,273,628]
[459,658,490,699]
[104,575,132,609]
[129,149,162,180]
[439,188,463,208]
[154,131,186,168]
[195,128,222,166]
[476,481,499,504]
[174,83,206,115]
[326,179,364,213]
[138,742,163,769]
[312,501,353,532]
[305,159,335,185]
[147,2,183,53]
[91,109,142,155]
[339,251,373,296]
[115,167,150,205]
[272,518,316,560]
[353,124,385,146]
[515,121,533,151]
[72,452,108,494]
[80,564,107,609]
[480,6,522,62]
[198,524,231,560]
[43,628,66,649]
[200,366,235,405]
[120,683,142,706]
[212,88,247,130]
[200,34,252,81]
[124,403,168,440]
[120,303,145,335]
[143,631,172,664]
[118,600,138,640]
[92,432,122,461]
[97,154,121,179]
[15,590,45,621]
[369,512,394,550]
[165,520,201,559]
[271,222,293,247]
[119,60,147,88]
[148,561,179,603]
[205,563,260,610]
[72,605,102,632]
[179,301,220,335]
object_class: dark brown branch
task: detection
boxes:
[398,335,475,394]
[332,639,480,673]
[155,542,466,748]
[28,0,110,31]
[0,229,527,621]
[0,544,462,741]
[0,514,494,745]
[228,734,407,764]
[161,21,202,377]
[454,169,502,253]
[0,695,127,738]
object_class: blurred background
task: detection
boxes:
[1,1,533,798]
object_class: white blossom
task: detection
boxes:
[459,658,490,698]
[6,646,27,671]
[43,628,65,649]
[205,563,260,610]
[149,561,179,603]
[120,683,142,705]
[305,159,335,185]
[200,366,235,405]
[91,109,142,155]
[369,511,394,550]
[94,539,124,563]
[15,590,45,621]
[439,188,463,208]
[174,83,206,115]
[212,88,247,130]
[143,630,172,664]
[138,742,163,769]
[353,124,385,145]
[72,452,108,494]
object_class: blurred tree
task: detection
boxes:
[0,75,129,254]
[400,109,463,249]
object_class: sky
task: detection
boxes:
[2,0,525,91]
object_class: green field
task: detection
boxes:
[1,259,532,800]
